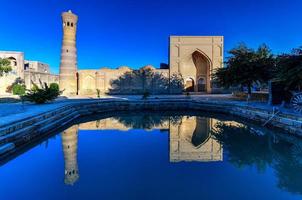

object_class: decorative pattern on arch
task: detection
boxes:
[192,49,212,92]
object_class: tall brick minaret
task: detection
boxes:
[59,10,78,96]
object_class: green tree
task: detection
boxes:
[23,82,62,104]
[49,82,59,91]
[0,58,12,76]
[212,44,275,99]
[274,47,302,91]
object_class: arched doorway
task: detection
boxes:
[197,77,206,92]
[192,50,211,92]
[185,78,194,92]
[7,57,17,73]
[191,117,210,148]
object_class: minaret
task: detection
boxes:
[62,125,79,185]
[59,10,78,96]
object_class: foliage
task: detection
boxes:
[23,82,62,104]
[0,58,12,76]
[49,83,59,91]
[212,43,275,97]
[6,78,25,93]
[12,84,26,95]
[274,47,302,91]
[169,73,184,94]
[211,121,302,194]
[96,89,101,98]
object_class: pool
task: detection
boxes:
[0,111,302,200]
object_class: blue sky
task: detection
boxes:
[0,0,301,74]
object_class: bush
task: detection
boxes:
[23,82,62,104]
[12,84,26,95]
[96,89,101,98]
[49,83,59,91]
[6,78,25,93]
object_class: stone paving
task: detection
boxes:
[0,94,299,122]
[0,94,301,158]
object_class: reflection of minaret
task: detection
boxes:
[170,116,223,162]
[62,125,79,185]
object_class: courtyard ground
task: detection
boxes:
[0,94,300,128]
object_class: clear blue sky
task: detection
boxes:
[0,0,301,74]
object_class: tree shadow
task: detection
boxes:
[107,68,184,95]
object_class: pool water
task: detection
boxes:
[1,112,302,200]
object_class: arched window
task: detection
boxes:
[71,23,73,27]
[67,22,70,26]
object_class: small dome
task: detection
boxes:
[141,65,155,70]
[117,66,131,70]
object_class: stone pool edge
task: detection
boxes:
[0,98,301,156]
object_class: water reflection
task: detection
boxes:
[59,113,302,195]
[169,116,223,162]
[212,122,302,195]
[61,125,79,185]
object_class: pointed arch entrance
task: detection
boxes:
[185,78,195,92]
[192,50,211,92]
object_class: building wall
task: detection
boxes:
[0,51,58,95]
[169,116,223,162]
[24,71,59,90]
[0,52,25,94]
[169,36,223,93]
[78,65,170,95]
[25,60,50,73]
[76,115,223,162]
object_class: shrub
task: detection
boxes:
[49,83,59,91]
[23,82,62,104]
[6,78,25,93]
[96,89,101,98]
[12,84,26,95]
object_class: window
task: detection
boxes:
[67,22,70,26]
[71,23,73,27]
[66,49,69,53]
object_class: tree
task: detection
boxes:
[212,44,275,99]
[23,82,62,104]
[0,58,12,76]
[274,47,302,91]
[6,77,25,93]
[12,84,26,95]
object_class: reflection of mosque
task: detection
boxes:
[170,116,223,162]
[60,115,223,185]
[61,125,79,185]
